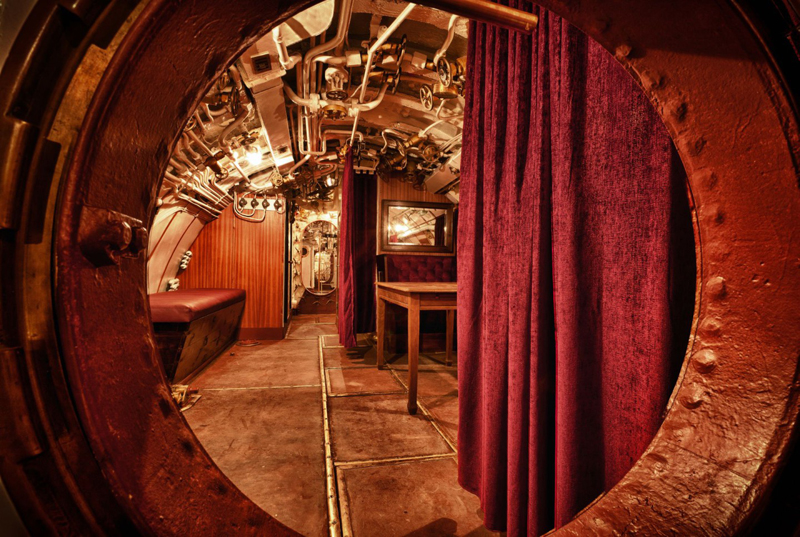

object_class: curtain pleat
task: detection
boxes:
[338,148,358,347]
[353,173,378,333]
[458,5,695,535]
[339,150,378,346]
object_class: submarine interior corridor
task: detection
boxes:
[0,0,799,536]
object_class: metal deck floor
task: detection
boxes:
[184,315,498,536]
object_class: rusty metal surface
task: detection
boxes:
[0,0,795,535]
[53,0,316,533]
[0,1,149,534]
[53,0,799,534]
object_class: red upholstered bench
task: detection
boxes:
[149,289,246,383]
[381,255,456,353]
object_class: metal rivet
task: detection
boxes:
[706,276,727,299]
[681,384,705,409]
[699,317,722,337]
[669,102,688,121]
[695,170,718,191]
[689,137,707,156]
[647,453,669,475]
[641,71,665,90]
[692,349,718,374]
[615,43,632,59]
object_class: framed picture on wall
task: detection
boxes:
[379,200,454,254]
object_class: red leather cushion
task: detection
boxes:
[149,289,246,323]
[384,255,456,282]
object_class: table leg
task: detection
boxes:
[446,309,454,366]
[377,296,386,369]
[407,295,420,415]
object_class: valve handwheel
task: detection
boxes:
[420,84,434,110]
[436,57,452,87]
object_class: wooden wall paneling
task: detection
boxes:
[146,210,179,293]
[235,210,285,331]
[180,206,237,290]
[378,179,450,205]
[147,211,205,293]
[163,216,206,290]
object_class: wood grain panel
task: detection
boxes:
[180,205,285,336]
[235,210,285,330]
[377,179,450,205]
[180,206,237,290]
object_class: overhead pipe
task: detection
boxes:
[272,26,300,70]
[359,3,417,104]
[298,0,353,155]
[193,110,206,134]
[380,128,407,153]
[433,15,463,64]
[204,103,228,118]
[413,0,537,33]
[349,110,361,145]
[219,104,252,146]
[284,85,326,109]
[164,170,187,189]
[322,128,363,142]
[303,0,354,99]
[289,154,311,175]
[169,157,189,175]
[181,133,202,161]
[349,3,417,143]
[186,129,215,157]
[173,163,226,205]
[178,192,223,217]
[420,114,463,136]
[188,172,226,204]
[313,54,348,66]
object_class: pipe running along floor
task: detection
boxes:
[183,314,497,536]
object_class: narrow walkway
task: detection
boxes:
[184,315,497,536]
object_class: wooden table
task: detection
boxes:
[376,282,457,414]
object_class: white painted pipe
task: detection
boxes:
[186,129,215,157]
[289,154,311,175]
[433,15,462,64]
[359,3,417,104]
[303,0,355,98]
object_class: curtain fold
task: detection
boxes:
[338,148,357,347]
[457,5,695,535]
[353,173,378,333]
[338,150,378,346]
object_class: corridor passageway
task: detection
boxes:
[184,315,494,536]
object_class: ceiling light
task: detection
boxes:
[245,146,263,166]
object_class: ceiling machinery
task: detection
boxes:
[157,0,488,221]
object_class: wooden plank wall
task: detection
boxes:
[181,205,285,338]
[377,178,450,205]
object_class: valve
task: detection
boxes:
[324,66,349,101]
[436,57,465,88]
[322,104,347,120]
[388,68,402,94]
[432,82,459,100]
[436,57,453,87]
[420,85,434,111]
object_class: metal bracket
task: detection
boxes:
[78,206,148,267]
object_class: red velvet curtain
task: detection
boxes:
[338,148,357,347]
[353,173,378,333]
[338,150,378,346]
[457,6,695,535]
